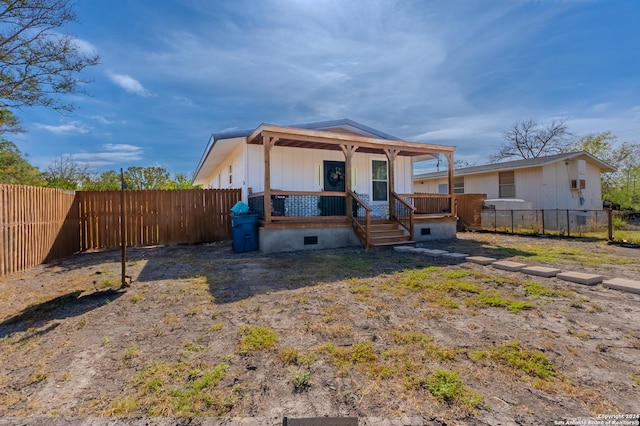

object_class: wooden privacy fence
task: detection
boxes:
[0,186,241,276]
[1,185,79,276]
[77,189,239,250]
[455,193,487,230]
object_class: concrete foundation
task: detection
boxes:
[259,226,361,253]
[413,218,457,242]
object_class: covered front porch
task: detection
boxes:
[245,124,457,251]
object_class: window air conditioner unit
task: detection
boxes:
[571,179,586,190]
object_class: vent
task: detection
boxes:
[421,228,431,236]
[571,179,586,190]
[303,236,318,245]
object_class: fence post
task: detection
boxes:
[566,210,571,237]
[120,169,129,288]
[511,209,514,234]
[608,209,613,241]
[541,209,545,235]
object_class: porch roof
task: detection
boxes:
[193,119,456,186]
[247,124,455,158]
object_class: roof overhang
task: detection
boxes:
[193,121,457,186]
[247,124,455,158]
[192,135,245,186]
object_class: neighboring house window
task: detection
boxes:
[499,171,515,198]
[228,165,233,185]
[438,183,448,194]
[453,177,464,194]
[372,160,388,201]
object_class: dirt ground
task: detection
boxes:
[1,232,639,426]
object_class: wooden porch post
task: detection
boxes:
[263,136,278,224]
[385,149,399,217]
[341,145,357,217]
[446,153,455,216]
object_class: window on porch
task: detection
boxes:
[372,160,388,201]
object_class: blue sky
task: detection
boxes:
[11,0,640,176]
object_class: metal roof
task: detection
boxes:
[193,119,433,185]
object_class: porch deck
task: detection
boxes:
[249,190,456,251]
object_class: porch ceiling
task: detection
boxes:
[247,124,455,158]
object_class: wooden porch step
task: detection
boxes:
[370,235,413,247]
[368,219,412,247]
[371,239,416,248]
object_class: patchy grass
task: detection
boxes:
[426,369,484,407]
[471,340,555,382]
[109,361,232,416]
[465,291,535,313]
[1,239,636,420]
[237,325,278,353]
[28,370,49,384]
[522,281,572,298]
[291,369,312,392]
[124,343,140,360]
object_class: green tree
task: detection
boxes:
[570,132,640,210]
[0,0,99,112]
[0,108,24,135]
[124,166,171,190]
[167,173,201,189]
[0,140,44,186]
[80,170,121,191]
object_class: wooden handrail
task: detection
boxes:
[350,191,371,248]
[250,190,347,198]
[391,191,415,241]
[400,192,452,199]
[392,192,416,212]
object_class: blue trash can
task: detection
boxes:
[231,213,259,253]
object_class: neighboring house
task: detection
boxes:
[413,151,616,211]
[193,119,457,252]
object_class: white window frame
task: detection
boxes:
[499,171,515,198]
[371,159,388,202]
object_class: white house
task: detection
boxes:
[414,151,616,211]
[193,119,458,252]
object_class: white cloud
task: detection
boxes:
[72,37,99,57]
[107,72,151,96]
[91,115,117,125]
[36,121,90,134]
[70,144,144,168]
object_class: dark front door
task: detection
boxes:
[321,160,346,216]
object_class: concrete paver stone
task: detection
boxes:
[466,256,496,265]
[521,266,562,278]
[393,246,415,252]
[556,271,604,286]
[602,278,640,294]
[491,260,528,272]
[443,252,469,259]
[420,249,449,257]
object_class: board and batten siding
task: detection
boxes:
[245,145,413,199]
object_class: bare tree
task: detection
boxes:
[491,119,572,162]
[0,0,100,112]
[42,154,90,190]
